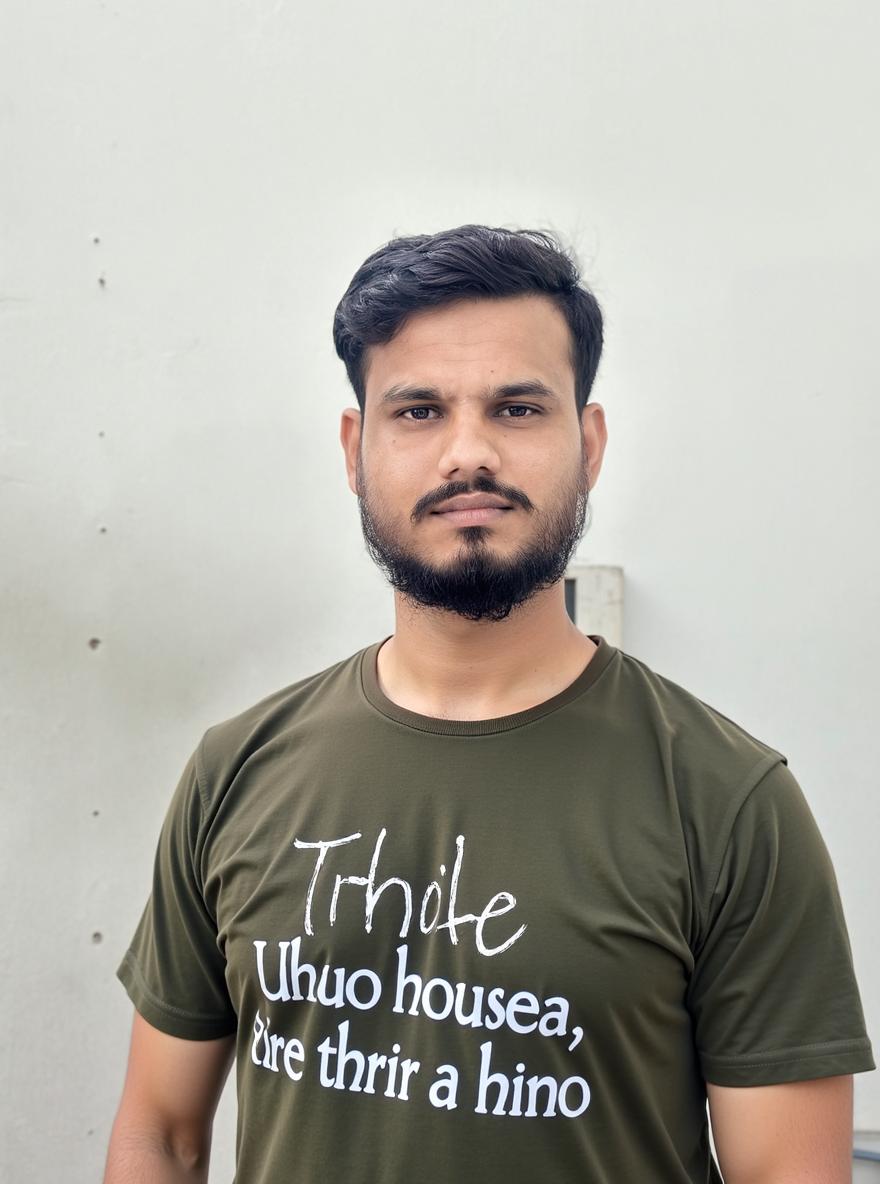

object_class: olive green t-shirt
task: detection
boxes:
[118,635,874,1183]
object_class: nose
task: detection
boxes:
[436,408,502,481]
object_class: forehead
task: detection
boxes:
[362,294,575,405]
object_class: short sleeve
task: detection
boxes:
[688,759,874,1086]
[117,747,238,1040]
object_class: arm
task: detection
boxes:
[103,1011,235,1183]
[707,1076,853,1184]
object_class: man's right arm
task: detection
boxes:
[103,1012,235,1183]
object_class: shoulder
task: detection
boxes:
[191,644,372,812]
[606,645,789,824]
[610,645,786,765]
[602,646,801,944]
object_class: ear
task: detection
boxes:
[580,401,608,489]
[340,406,363,496]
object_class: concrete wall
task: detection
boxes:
[2,1,877,1179]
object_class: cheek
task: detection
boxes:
[364,437,425,489]
[360,451,421,516]
[528,446,585,504]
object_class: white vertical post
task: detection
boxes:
[564,563,624,647]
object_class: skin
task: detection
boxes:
[340,293,608,720]
[706,1076,854,1183]
[104,292,854,1181]
[103,1013,233,1182]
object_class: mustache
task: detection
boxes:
[411,476,535,522]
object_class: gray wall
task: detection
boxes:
[2,1,877,1180]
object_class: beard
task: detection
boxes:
[356,453,591,622]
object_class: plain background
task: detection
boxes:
[2,1,878,1179]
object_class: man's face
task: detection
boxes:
[340,294,607,621]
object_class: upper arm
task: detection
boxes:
[707,1075,853,1184]
[112,1010,235,1153]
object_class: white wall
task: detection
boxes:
[2,1,877,1179]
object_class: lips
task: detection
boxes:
[431,495,512,513]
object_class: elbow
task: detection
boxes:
[106,1112,213,1181]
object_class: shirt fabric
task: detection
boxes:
[118,634,874,1183]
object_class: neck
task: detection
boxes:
[376,584,597,721]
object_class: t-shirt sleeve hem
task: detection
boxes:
[702,1037,875,1086]
[117,951,237,1042]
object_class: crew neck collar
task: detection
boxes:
[359,634,618,736]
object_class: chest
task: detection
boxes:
[201,735,697,1036]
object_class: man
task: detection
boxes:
[104,224,874,1183]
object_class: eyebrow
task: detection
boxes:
[379,379,558,405]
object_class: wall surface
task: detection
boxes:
[2,1,878,1180]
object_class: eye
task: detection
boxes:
[498,404,538,418]
[399,406,439,421]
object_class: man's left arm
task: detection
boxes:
[707,1076,853,1184]
[690,759,872,1179]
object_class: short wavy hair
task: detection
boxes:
[333,224,603,413]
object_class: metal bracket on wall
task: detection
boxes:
[852,1132,880,1180]
[564,563,624,648]
[854,1131,880,1161]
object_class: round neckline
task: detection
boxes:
[359,634,618,736]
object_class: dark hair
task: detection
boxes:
[332,224,603,413]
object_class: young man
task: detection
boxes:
[104,225,874,1183]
